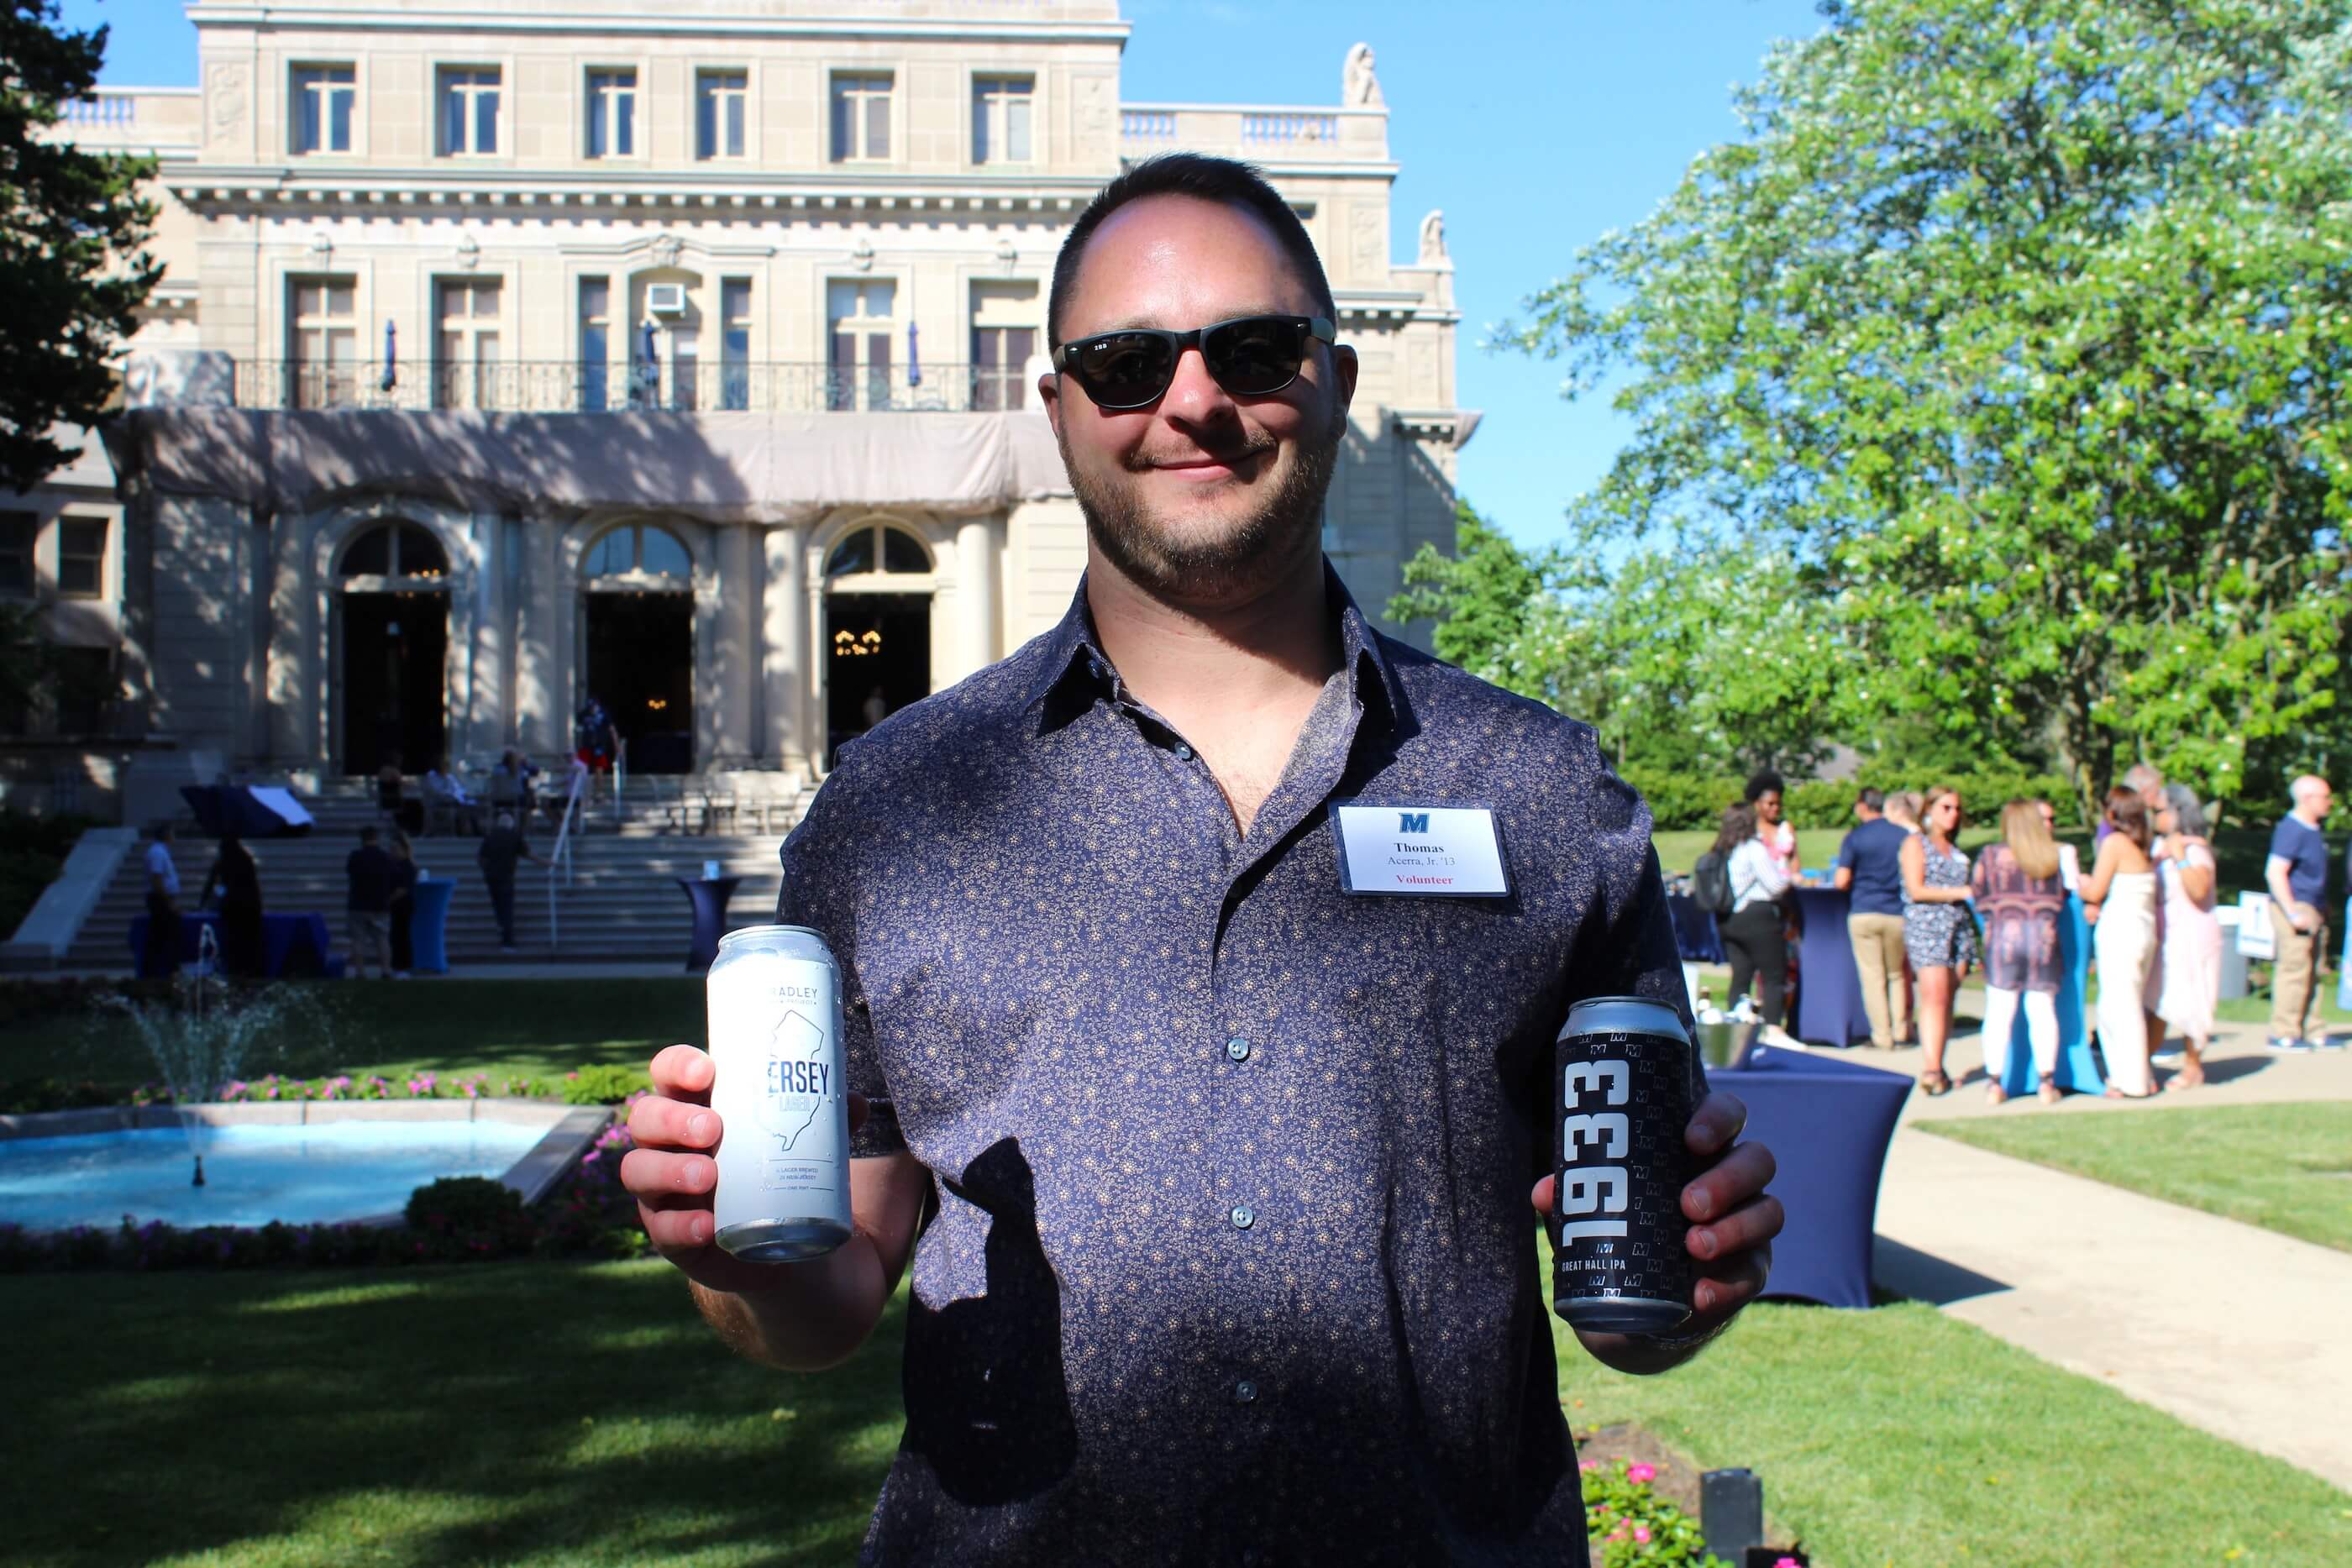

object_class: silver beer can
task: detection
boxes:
[707,924,853,1261]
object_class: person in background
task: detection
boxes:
[344,826,396,980]
[141,821,181,979]
[1972,801,2069,1105]
[2151,785,2220,1088]
[2097,762,2166,848]
[423,756,484,836]
[386,827,420,980]
[576,693,620,781]
[199,832,265,979]
[1717,802,1798,1046]
[2264,774,2338,1052]
[1885,791,1924,834]
[2034,798,2083,889]
[1746,768,1800,877]
[478,810,542,954]
[1900,785,1976,1095]
[1835,787,1913,1050]
[861,684,890,732]
[2080,788,2160,1097]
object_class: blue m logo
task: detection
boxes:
[1398,812,1431,833]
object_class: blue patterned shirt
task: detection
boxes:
[776,568,1683,1566]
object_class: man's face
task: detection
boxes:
[2305,783,2335,821]
[1042,194,1358,601]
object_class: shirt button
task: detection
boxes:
[1234,1378,1257,1405]
[1230,1204,1255,1230]
[1173,742,1194,761]
[1226,1036,1251,1062]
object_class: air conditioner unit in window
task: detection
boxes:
[645,283,688,316]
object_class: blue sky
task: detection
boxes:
[62,0,1828,551]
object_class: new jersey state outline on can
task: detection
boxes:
[707,925,853,1262]
[1550,994,1697,1335]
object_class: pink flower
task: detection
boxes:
[1633,1525,1651,1544]
[1627,1462,1656,1484]
[1777,1559,1802,1568]
[1578,1460,1599,1473]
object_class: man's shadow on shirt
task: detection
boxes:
[901,1135,1079,1505]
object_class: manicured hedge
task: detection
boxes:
[1624,765,2075,831]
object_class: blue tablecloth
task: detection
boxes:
[129,910,339,978]
[1995,893,2105,1096]
[675,875,743,973]
[408,877,454,974]
[1665,891,1725,963]
[1711,1043,1911,1308]
[2339,898,2351,1015]
[1789,887,1872,1046]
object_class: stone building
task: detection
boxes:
[13,0,1473,821]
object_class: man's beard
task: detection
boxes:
[1063,406,1345,603]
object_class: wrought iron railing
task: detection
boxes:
[229,359,1032,416]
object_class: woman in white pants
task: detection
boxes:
[2081,787,2160,1099]
[1971,801,2069,1104]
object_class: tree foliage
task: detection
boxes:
[0,0,158,492]
[1507,0,2352,815]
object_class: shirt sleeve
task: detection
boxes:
[2267,820,2294,862]
[776,772,906,1158]
[1835,831,1857,871]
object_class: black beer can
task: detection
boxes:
[1551,995,1697,1335]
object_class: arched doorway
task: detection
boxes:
[581,522,695,774]
[822,521,932,766]
[338,522,450,776]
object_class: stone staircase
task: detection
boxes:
[62,774,823,972]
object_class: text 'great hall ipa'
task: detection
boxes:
[1551,995,1697,1335]
[708,925,853,1262]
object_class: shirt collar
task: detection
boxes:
[1023,559,1404,734]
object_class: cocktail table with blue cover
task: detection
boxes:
[2339,897,2351,1015]
[407,876,456,974]
[1709,1041,1911,1308]
[1664,889,1726,963]
[1789,885,1872,1046]
[1992,891,2105,1096]
[675,874,743,973]
[129,910,339,978]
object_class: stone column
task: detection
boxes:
[957,511,1001,676]
[512,516,559,756]
[265,510,312,765]
[761,523,807,776]
[713,523,759,767]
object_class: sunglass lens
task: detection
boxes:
[1074,331,1176,408]
[1205,317,1309,395]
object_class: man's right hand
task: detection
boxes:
[620,1043,869,1297]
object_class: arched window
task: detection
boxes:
[585,523,691,581]
[826,522,930,579]
[340,522,448,579]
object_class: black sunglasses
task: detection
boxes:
[1053,315,1337,411]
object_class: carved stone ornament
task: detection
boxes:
[995,238,1017,265]
[851,238,874,273]
[1417,209,1447,265]
[307,229,333,263]
[1343,43,1384,108]
[455,231,481,271]
[649,233,684,270]
[207,61,247,142]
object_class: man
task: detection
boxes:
[2096,761,2165,845]
[476,810,539,953]
[344,826,395,980]
[2264,774,2337,1051]
[1835,788,1912,1049]
[423,755,485,836]
[141,822,181,978]
[622,155,1781,1565]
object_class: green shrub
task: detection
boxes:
[1622,766,2078,833]
[1622,768,1744,832]
[562,1062,648,1105]
[403,1176,533,1259]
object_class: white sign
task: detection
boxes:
[2236,891,2276,959]
[1330,803,1510,898]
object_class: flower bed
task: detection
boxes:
[1583,1457,1727,1567]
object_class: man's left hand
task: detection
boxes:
[1530,1089,1782,1346]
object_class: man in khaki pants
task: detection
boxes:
[1835,788,1914,1048]
[2265,774,2338,1051]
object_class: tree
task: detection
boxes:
[1508,0,2352,817]
[1387,498,1562,692]
[1,0,159,493]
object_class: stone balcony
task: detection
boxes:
[50,88,202,154]
[1119,103,1390,165]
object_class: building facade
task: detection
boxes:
[18,0,1473,819]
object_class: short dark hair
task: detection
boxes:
[1856,787,1885,811]
[1048,153,1336,351]
[1744,768,1786,804]
[358,826,378,843]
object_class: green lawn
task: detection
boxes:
[3,1261,2346,1566]
[1921,1104,2352,1254]
[3,978,705,1092]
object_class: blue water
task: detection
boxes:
[0,1121,548,1230]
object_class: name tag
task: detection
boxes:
[1330,802,1512,898]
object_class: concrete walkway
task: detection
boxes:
[1862,1019,2352,1492]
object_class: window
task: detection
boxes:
[696,70,748,160]
[339,522,447,579]
[969,280,1040,412]
[669,323,700,412]
[0,511,32,595]
[972,75,1033,165]
[579,277,612,412]
[585,69,637,158]
[826,524,927,578]
[58,517,107,599]
[720,279,752,411]
[437,66,500,156]
[288,276,358,409]
[827,280,895,411]
[434,279,502,410]
[585,525,690,579]
[830,73,892,162]
[291,65,356,155]
[54,648,113,736]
